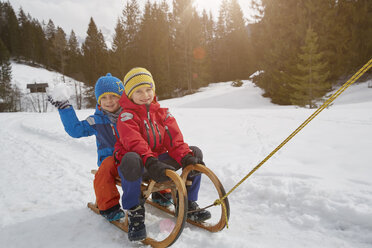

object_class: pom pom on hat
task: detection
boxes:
[123,67,155,98]
[95,73,124,104]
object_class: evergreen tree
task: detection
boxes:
[67,30,80,57]
[65,30,82,78]
[65,30,83,109]
[290,27,330,108]
[111,17,127,78]
[0,38,13,112]
[137,0,154,70]
[44,19,56,68]
[214,0,253,82]
[216,0,229,39]
[250,0,371,105]
[0,2,20,57]
[81,17,108,105]
[17,8,32,60]
[201,10,215,47]
[188,10,209,89]
[301,0,340,82]
[250,0,313,104]
[171,0,199,93]
[45,19,56,40]
[226,0,250,79]
[214,0,229,82]
[53,27,68,76]
[135,0,172,97]
[122,0,141,71]
[15,9,47,65]
[204,10,218,84]
[154,0,173,96]
[191,9,213,88]
[339,0,372,73]
[30,18,48,65]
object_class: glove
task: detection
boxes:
[146,157,175,182]
[181,154,204,168]
[181,154,205,178]
[48,95,71,109]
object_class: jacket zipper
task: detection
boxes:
[144,120,151,145]
[146,106,157,150]
[165,125,173,147]
[110,124,119,141]
[154,121,162,144]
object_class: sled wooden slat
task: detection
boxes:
[87,202,129,232]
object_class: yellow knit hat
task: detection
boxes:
[123,67,155,99]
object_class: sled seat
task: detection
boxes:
[90,169,192,198]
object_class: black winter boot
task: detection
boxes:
[127,205,146,241]
[152,191,173,207]
[187,201,211,222]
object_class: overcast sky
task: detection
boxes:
[7,0,255,41]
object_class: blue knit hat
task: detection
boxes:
[95,73,124,104]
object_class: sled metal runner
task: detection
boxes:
[87,164,230,247]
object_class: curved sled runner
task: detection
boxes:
[181,164,230,232]
[147,164,230,233]
[88,164,230,247]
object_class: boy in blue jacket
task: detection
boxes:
[48,73,126,221]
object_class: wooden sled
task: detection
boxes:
[88,164,230,247]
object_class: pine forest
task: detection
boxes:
[0,0,371,111]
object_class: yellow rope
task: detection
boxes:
[214,58,372,228]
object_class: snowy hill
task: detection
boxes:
[160,81,277,109]
[1,64,372,248]
[11,62,86,111]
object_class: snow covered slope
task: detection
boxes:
[11,62,86,111]
[160,81,277,109]
[1,64,372,248]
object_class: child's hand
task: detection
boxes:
[181,154,204,168]
[48,96,71,109]
[181,154,205,178]
[146,157,175,182]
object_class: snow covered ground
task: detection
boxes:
[1,64,372,248]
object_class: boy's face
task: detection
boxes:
[131,86,154,105]
[100,94,121,113]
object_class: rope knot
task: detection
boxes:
[214,199,222,206]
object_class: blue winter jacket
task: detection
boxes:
[58,105,119,167]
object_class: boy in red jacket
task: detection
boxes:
[114,67,211,241]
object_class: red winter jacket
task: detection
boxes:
[114,95,192,166]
